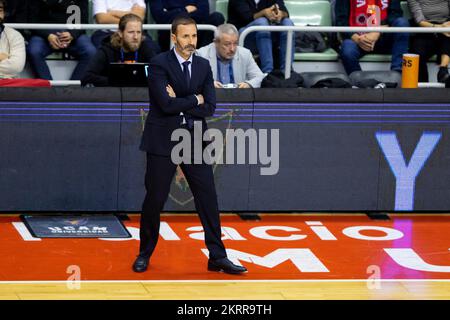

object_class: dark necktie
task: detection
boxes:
[182,60,191,85]
[181,60,194,129]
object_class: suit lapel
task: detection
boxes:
[167,50,187,90]
[232,53,239,84]
[209,47,218,80]
[190,54,201,90]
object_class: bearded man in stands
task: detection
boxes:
[81,13,156,87]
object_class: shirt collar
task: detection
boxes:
[173,48,193,66]
[217,54,232,64]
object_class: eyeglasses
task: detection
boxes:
[221,42,238,48]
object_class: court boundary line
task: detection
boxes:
[1,279,450,284]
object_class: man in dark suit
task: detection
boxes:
[133,16,247,275]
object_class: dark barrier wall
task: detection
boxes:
[1,87,450,212]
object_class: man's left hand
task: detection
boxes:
[166,84,176,97]
[364,32,380,43]
[57,32,73,48]
[273,10,286,24]
[185,5,197,13]
[0,52,9,61]
[238,82,251,88]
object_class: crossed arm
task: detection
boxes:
[148,62,216,118]
[95,4,146,24]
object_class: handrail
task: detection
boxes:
[4,23,217,32]
[5,23,217,54]
[239,25,450,79]
[7,23,450,82]
[50,80,81,86]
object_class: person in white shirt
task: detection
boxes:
[196,24,265,88]
[92,0,159,52]
[0,0,25,79]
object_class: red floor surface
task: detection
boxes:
[0,214,449,281]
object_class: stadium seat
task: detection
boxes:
[146,5,158,41]
[285,1,338,61]
[359,54,392,62]
[285,1,332,27]
[87,0,94,35]
[400,1,411,20]
[216,0,228,22]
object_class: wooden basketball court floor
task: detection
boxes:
[0,213,449,300]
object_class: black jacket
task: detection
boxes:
[150,0,210,24]
[81,37,156,87]
[29,0,89,40]
[228,0,289,30]
[5,0,31,23]
[140,50,215,156]
[335,0,403,40]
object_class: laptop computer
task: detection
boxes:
[108,62,149,87]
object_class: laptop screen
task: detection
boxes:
[108,63,149,87]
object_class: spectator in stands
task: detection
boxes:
[5,1,30,27]
[336,0,410,76]
[26,0,96,80]
[150,0,225,52]
[4,0,32,39]
[0,0,26,78]
[5,0,31,22]
[92,0,159,54]
[228,0,295,74]
[81,13,156,87]
[196,23,265,88]
[408,0,450,83]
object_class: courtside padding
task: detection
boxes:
[1,87,450,212]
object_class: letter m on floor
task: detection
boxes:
[202,248,329,272]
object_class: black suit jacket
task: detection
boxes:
[140,49,216,156]
[228,0,289,30]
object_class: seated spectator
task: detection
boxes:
[196,23,265,88]
[335,0,410,75]
[228,0,295,74]
[26,0,96,80]
[93,1,142,43]
[408,0,450,83]
[81,14,156,87]
[150,0,224,52]
[0,0,26,78]
[4,0,31,39]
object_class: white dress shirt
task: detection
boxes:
[93,0,146,16]
[172,49,200,124]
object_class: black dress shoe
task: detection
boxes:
[208,258,247,274]
[132,256,149,273]
[438,67,449,83]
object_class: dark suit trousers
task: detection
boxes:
[139,153,227,261]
